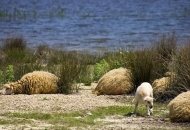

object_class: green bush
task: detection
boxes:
[125,48,156,87]
[103,51,125,70]
[124,32,178,89]
[79,65,94,86]
[0,65,15,86]
[93,59,110,82]
[5,65,14,83]
[58,51,85,94]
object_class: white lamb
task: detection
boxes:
[133,82,154,116]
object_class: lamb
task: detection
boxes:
[133,82,154,116]
[0,71,59,95]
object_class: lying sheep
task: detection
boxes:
[93,67,133,95]
[152,72,177,99]
[0,71,58,95]
[133,82,154,116]
[168,91,190,122]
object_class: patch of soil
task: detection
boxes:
[95,115,190,130]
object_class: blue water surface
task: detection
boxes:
[0,0,190,52]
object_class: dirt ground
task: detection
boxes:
[0,83,190,130]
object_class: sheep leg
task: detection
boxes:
[149,107,153,114]
[146,105,150,116]
[133,101,138,114]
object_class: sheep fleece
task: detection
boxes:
[6,71,58,94]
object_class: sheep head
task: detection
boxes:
[0,83,14,95]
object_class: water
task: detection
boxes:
[0,0,190,52]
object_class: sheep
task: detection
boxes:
[93,67,133,95]
[133,82,154,116]
[168,91,190,122]
[0,71,59,95]
[152,72,177,99]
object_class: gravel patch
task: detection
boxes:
[0,83,190,129]
[0,90,126,114]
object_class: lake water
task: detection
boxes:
[0,0,190,52]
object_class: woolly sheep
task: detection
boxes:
[0,71,59,95]
[133,82,154,116]
[152,72,177,99]
[93,67,133,95]
[168,91,190,122]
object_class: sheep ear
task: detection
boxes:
[144,97,148,101]
[4,84,11,88]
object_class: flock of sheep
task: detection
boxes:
[0,68,189,123]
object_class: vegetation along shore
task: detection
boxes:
[0,32,190,129]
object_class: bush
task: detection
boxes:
[5,65,14,82]
[125,48,157,87]
[165,44,190,99]
[93,59,110,82]
[103,50,125,70]
[3,36,26,52]
[151,33,190,102]
[58,51,85,94]
[0,65,14,86]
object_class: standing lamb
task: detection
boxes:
[0,71,59,95]
[133,82,154,116]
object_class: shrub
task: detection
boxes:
[79,65,94,85]
[3,36,26,52]
[103,50,125,70]
[5,65,14,82]
[58,51,85,94]
[164,44,190,99]
[2,36,28,64]
[93,59,110,82]
[153,32,177,77]
[125,48,157,87]
[151,33,190,102]
[0,65,15,86]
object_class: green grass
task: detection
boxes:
[0,103,168,129]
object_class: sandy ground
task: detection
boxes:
[0,83,190,130]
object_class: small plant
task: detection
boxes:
[5,65,14,83]
[93,59,110,81]
[0,65,15,87]
[42,97,48,100]
[0,65,15,85]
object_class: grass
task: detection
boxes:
[0,102,168,129]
